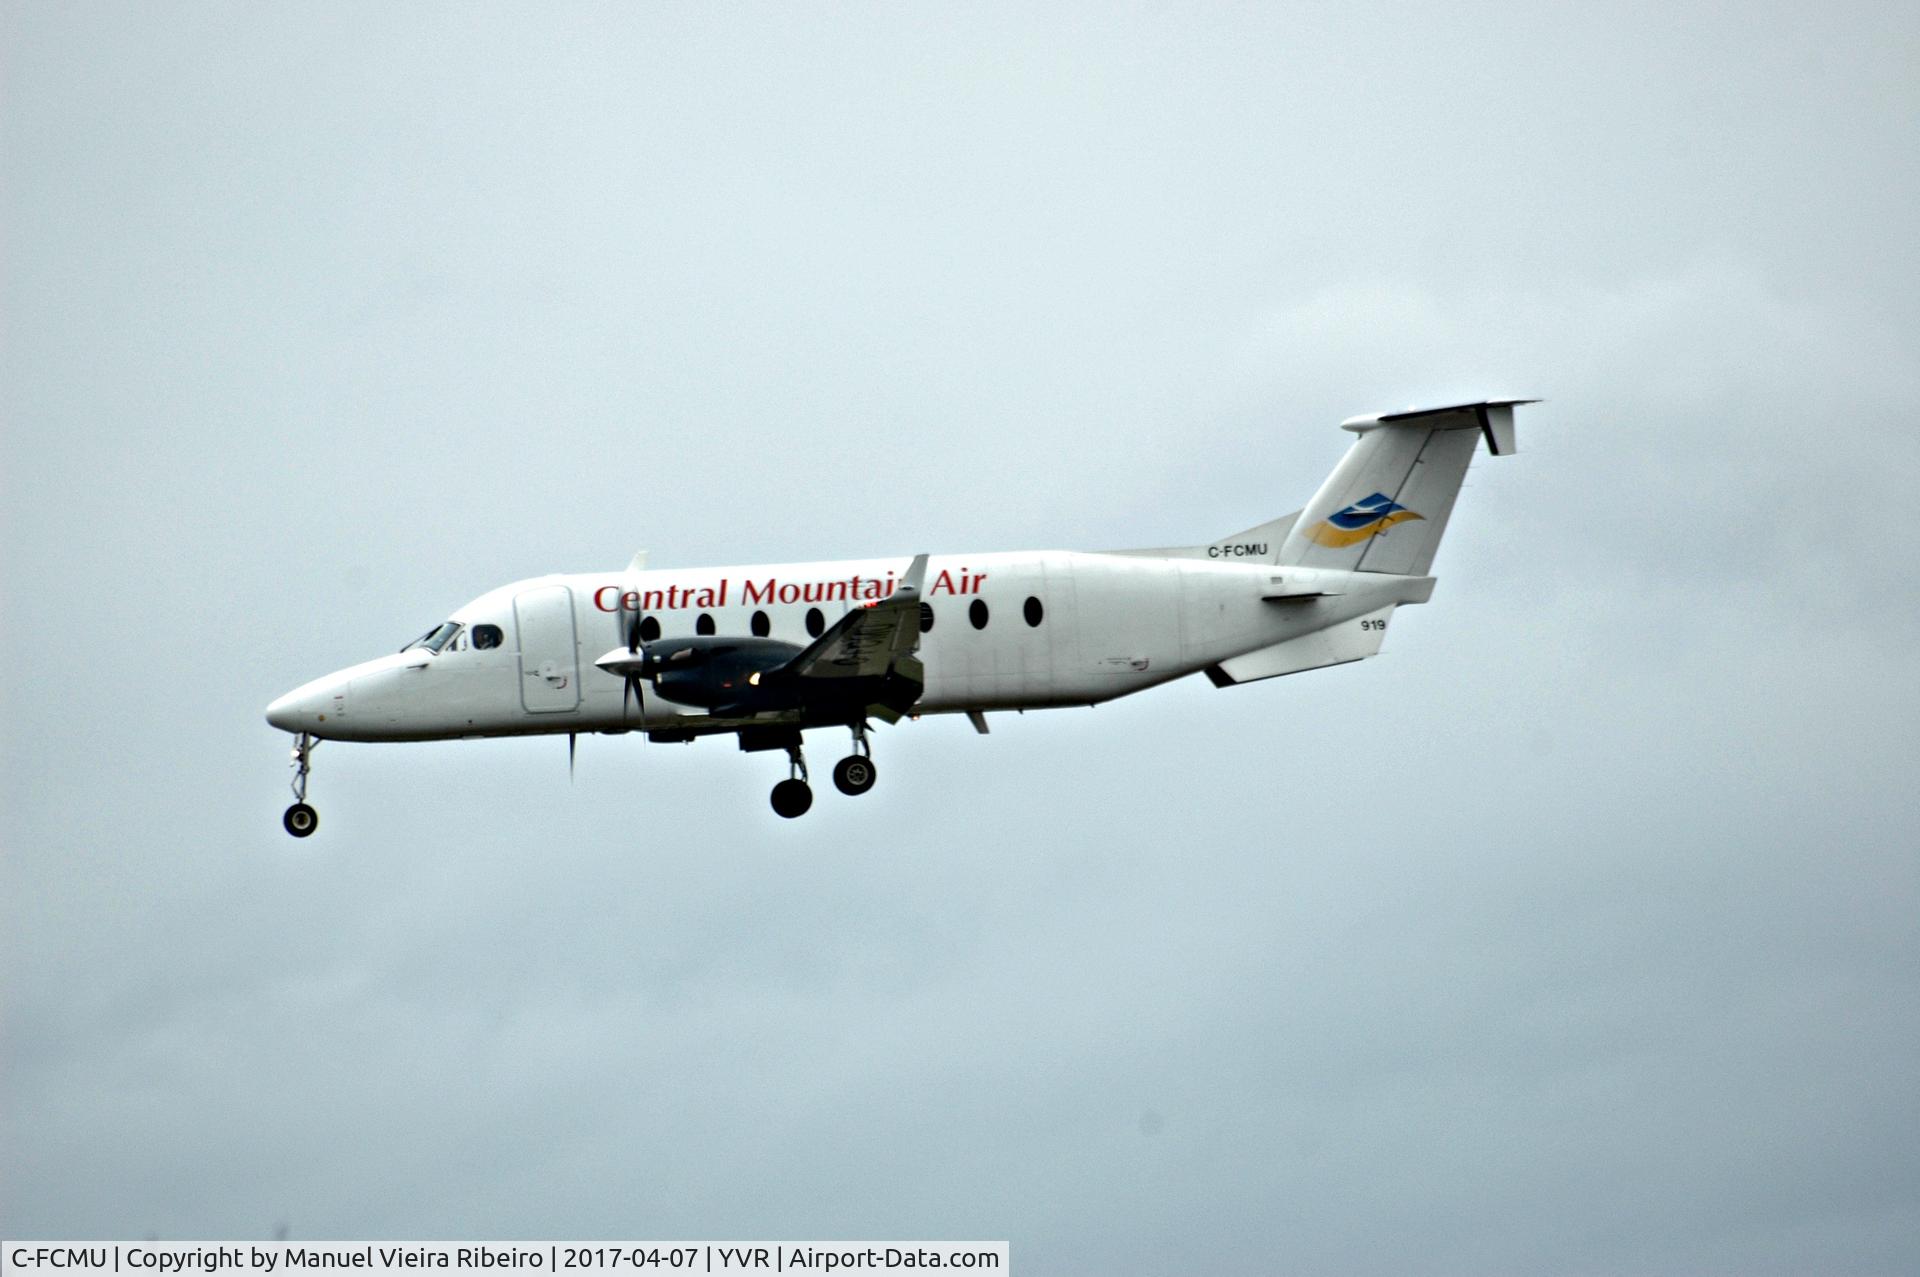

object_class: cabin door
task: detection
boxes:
[514,586,582,713]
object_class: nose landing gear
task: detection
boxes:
[283,733,319,838]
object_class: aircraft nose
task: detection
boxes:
[265,686,315,732]
[267,672,345,733]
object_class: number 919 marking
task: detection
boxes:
[1360,618,1388,631]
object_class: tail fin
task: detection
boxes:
[1278,399,1537,575]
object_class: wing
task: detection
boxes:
[779,554,929,683]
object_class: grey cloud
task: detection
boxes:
[5,2,1917,1272]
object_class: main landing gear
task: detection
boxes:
[770,744,813,819]
[283,732,319,838]
[768,724,879,818]
[833,723,877,797]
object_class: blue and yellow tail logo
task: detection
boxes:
[1306,492,1424,548]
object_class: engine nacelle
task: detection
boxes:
[626,636,805,710]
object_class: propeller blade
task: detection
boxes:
[619,566,648,719]
[568,732,576,783]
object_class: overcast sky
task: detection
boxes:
[4,2,1917,1271]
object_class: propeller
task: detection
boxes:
[568,732,576,783]
[621,582,650,725]
[591,573,660,723]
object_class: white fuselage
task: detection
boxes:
[265,549,1426,743]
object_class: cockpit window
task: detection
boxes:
[471,623,504,650]
[404,621,462,654]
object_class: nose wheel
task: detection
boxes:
[283,802,318,837]
[283,733,319,838]
[770,744,813,818]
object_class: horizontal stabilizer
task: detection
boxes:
[1341,398,1538,456]
[1206,606,1396,686]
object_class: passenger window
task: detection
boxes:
[919,602,934,633]
[970,599,989,630]
[696,613,716,636]
[805,607,825,638]
[1024,596,1044,627]
[751,610,771,637]
[472,624,503,650]
[639,616,661,642]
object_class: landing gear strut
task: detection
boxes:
[283,733,319,838]
[770,743,813,819]
[833,722,877,796]
[764,724,881,816]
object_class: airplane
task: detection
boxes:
[265,398,1536,832]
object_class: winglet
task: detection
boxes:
[898,553,930,597]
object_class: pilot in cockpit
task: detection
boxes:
[403,621,505,655]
